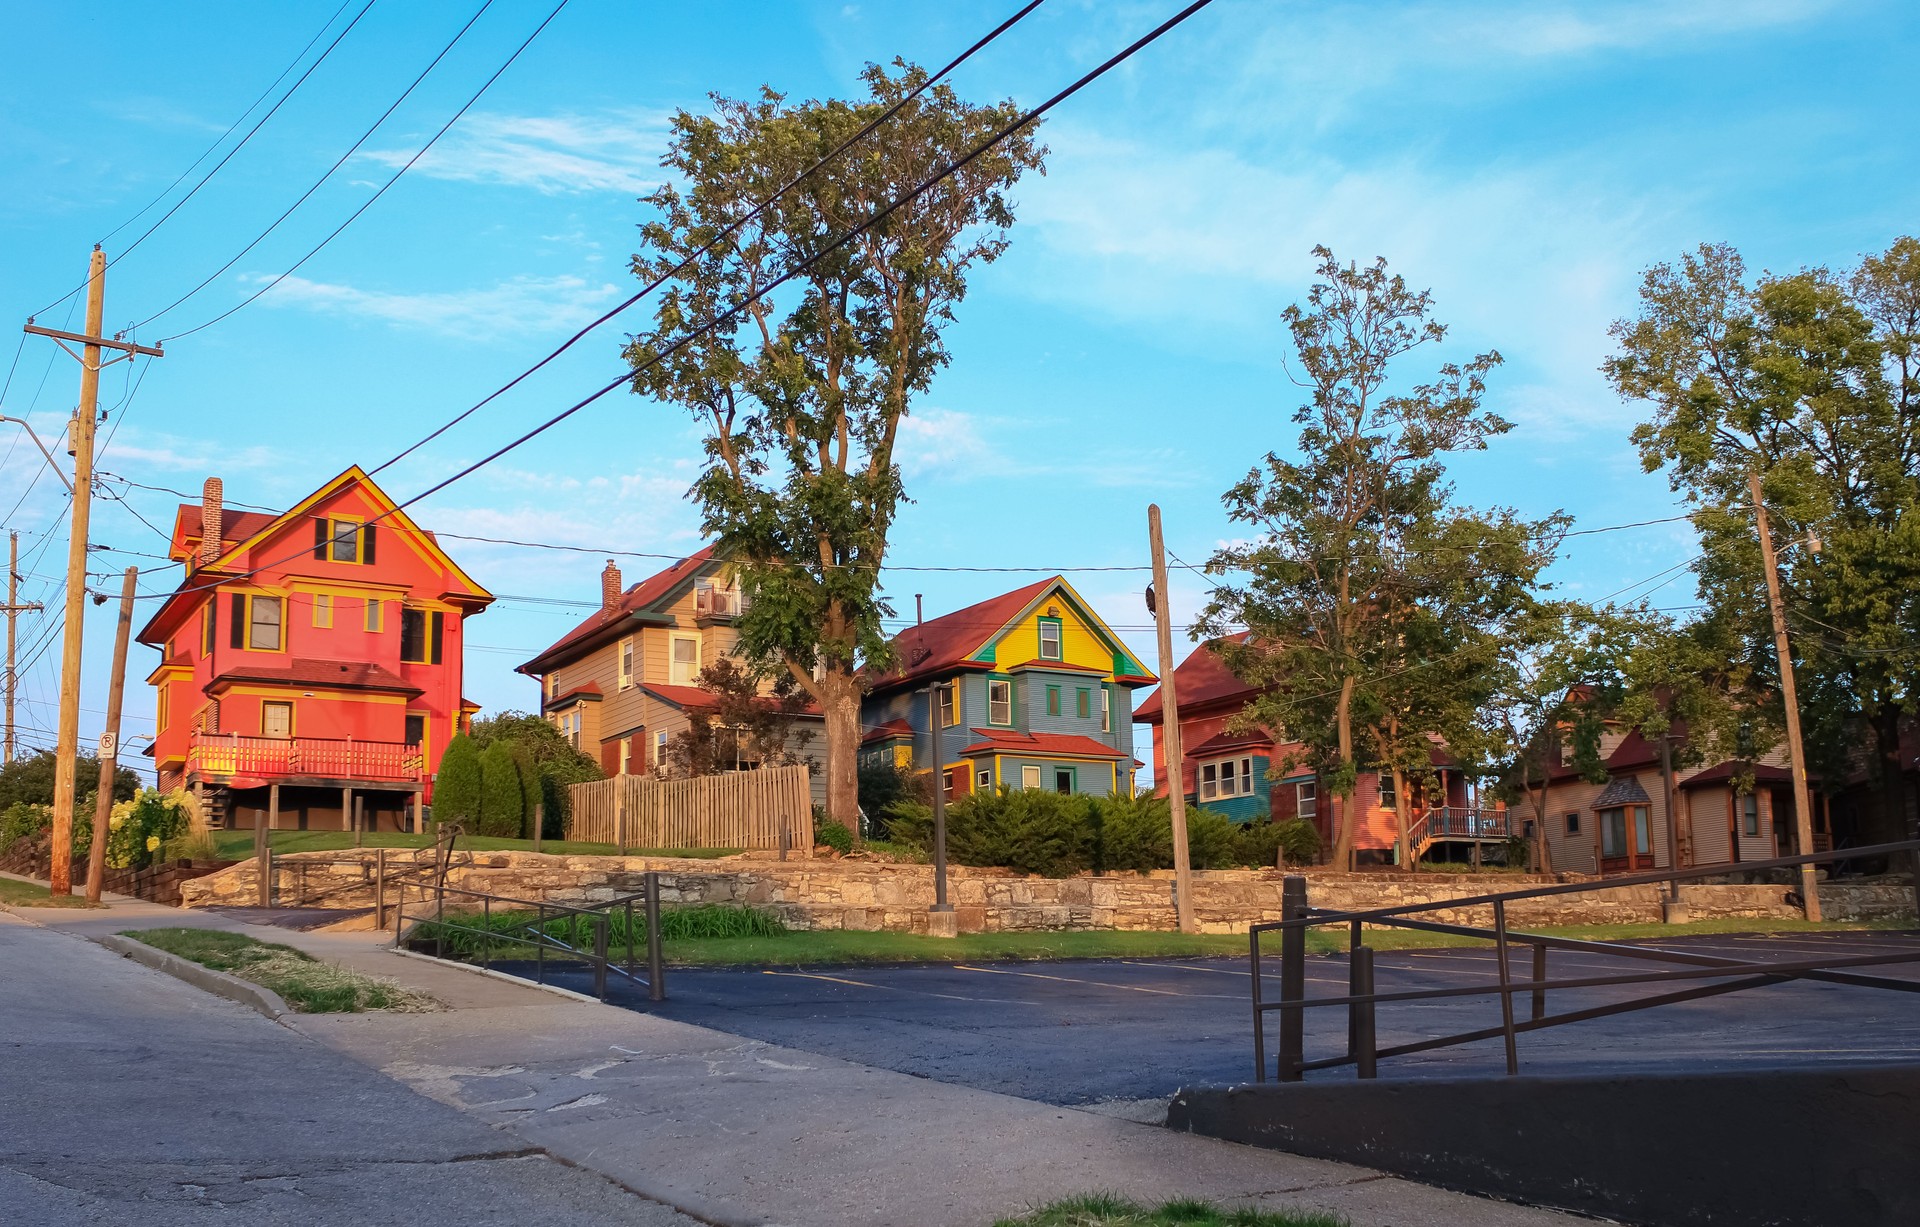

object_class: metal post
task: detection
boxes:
[533,801,543,854]
[1346,919,1363,1060]
[481,895,491,974]
[1493,900,1519,1075]
[928,685,951,914]
[259,783,278,908]
[535,903,547,985]
[593,915,610,1001]
[645,871,665,1002]
[1353,946,1377,1080]
[1531,942,1548,1022]
[1277,875,1307,1082]
[1249,928,1267,1083]
[374,848,387,929]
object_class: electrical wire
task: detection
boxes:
[31,0,379,317]
[157,0,572,343]
[123,0,1223,604]
[132,0,498,331]
[368,0,1050,479]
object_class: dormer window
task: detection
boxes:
[1038,616,1063,660]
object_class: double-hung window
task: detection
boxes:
[1099,687,1111,732]
[1199,756,1253,801]
[1038,617,1062,660]
[976,768,992,789]
[312,593,332,628]
[669,634,700,686]
[987,679,1013,726]
[1741,792,1761,837]
[653,730,669,766]
[618,637,635,690]
[1046,685,1061,717]
[1296,780,1317,819]
[201,604,216,655]
[246,595,283,651]
[1075,688,1091,719]
[364,598,383,633]
[1020,764,1042,790]
[314,517,374,564]
[937,682,959,728]
[1378,773,1398,809]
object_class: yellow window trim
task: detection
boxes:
[260,699,296,738]
[312,592,333,628]
[235,592,288,654]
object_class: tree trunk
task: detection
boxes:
[1331,675,1357,870]
[1390,765,1413,873]
[819,665,863,847]
[1530,780,1555,875]
[1870,703,1913,863]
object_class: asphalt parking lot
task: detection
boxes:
[562,929,1920,1106]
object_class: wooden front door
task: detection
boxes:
[1599,804,1655,873]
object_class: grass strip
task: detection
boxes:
[208,831,743,860]
[996,1194,1348,1226]
[0,876,104,909]
[124,927,436,1014]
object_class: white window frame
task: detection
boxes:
[618,738,631,776]
[976,768,992,789]
[938,682,959,728]
[1378,773,1398,809]
[1020,764,1042,790]
[1099,686,1111,733]
[261,700,293,739]
[1038,619,1062,660]
[1200,756,1253,801]
[1296,780,1317,818]
[618,636,635,690]
[987,679,1013,726]
[669,633,701,686]
[1741,792,1761,837]
[653,730,669,766]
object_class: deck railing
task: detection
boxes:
[187,731,424,785]
[1408,805,1515,844]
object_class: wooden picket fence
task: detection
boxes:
[565,765,815,853]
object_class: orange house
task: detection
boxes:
[136,467,492,831]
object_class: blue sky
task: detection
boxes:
[2,0,1915,778]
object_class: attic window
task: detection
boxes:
[1038,617,1063,660]
[314,516,376,565]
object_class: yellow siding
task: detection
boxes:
[992,595,1119,679]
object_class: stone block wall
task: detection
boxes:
[177,851,1917,934]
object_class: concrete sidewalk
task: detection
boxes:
[9,889,1581,1226]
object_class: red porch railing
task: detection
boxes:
[187,731,424,786]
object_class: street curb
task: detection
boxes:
[391,947,601,1005]
[98,934,293,1021]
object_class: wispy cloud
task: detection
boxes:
[898,407,1195,488]
[358,110,672,196]
[244,272,620,339]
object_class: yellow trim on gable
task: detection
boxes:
[221,684,407,706]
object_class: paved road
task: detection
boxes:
[0,912,695,1227]
[567,929,1920,1105]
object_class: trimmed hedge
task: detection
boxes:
[887,790,1321,877]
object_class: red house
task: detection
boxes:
[137,468,492,831]
[1136,635,1508,865]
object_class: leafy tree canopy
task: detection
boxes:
[0,749,139,812]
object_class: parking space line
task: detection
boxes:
[759,969,1034,1005]
[953,964,1239,999]
[1125,960,1348,987]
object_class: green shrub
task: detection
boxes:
[893,789,1097,877]
[435,733,483,826]
[1094,794,1174,872]
[476,743,525,838]
[1185,808,1244,869]
[1228,817,1322,868]
[815,815,855,854]
[2,801,51,848]
[106,790,190,869]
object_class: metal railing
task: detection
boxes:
[1250,839,1920,1083]
[389,873,666,1003]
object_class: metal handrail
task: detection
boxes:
[1249,838,1920,1083]
[390,874,666,1003]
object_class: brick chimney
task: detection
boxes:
[601,559,623,618]
[199,477,224,565]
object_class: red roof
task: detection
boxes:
[866,577,1056,695]
[1134,633,1258,723]
[518,547,718,674]
[1008,660,1109,676]
[207,659,421,697]
[170,503,278,561]
[543,683,603,711]
[1679,762,1812,790]
[956,728,1129,761]
[639,683,822,717]
[1185,728,1275,758]
[863,719,914,745]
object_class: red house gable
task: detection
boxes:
[137,467,492,829]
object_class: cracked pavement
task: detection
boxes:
[0,911,695,1226]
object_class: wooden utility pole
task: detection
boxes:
[85,566,136,904]
[23,248,162,894]
[3,532,45,764]
[1749,472,1822,923]
[1147,504,1196,934]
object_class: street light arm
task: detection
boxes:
[0,414,76,493]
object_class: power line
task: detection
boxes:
[94,0,358,248]
[123,0,1223,605]
[132,0,498,331]
[31,0,379,317]
[367,0,1050,480]
[157,0,572,343]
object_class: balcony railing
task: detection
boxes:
[694,585,742,618]
[1408,805,1515,844]
[187,731,424,786]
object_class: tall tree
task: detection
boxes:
[1200,247,1560,868]
[626,63,1046,836]
[434,733,482,827]
[1605,238,1920,846]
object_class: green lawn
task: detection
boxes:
[124,927,435,1013]
[0,876,103,909]
[997,1195,1347,1227]
[207,830,742,860]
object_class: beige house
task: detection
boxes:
[515,549,825,804]
[1531,721,1830,877]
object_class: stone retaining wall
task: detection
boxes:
[179,851,1916,934]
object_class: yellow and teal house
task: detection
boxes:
[861,577,1156,798]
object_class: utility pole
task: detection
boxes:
[23,247,164,894]
[1749,472,1822,923]
[3,533,45,764]
[926,682,954,937]
[1658,732,1687,923]
[1147,504,1196,934]
[85,566,136,904]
